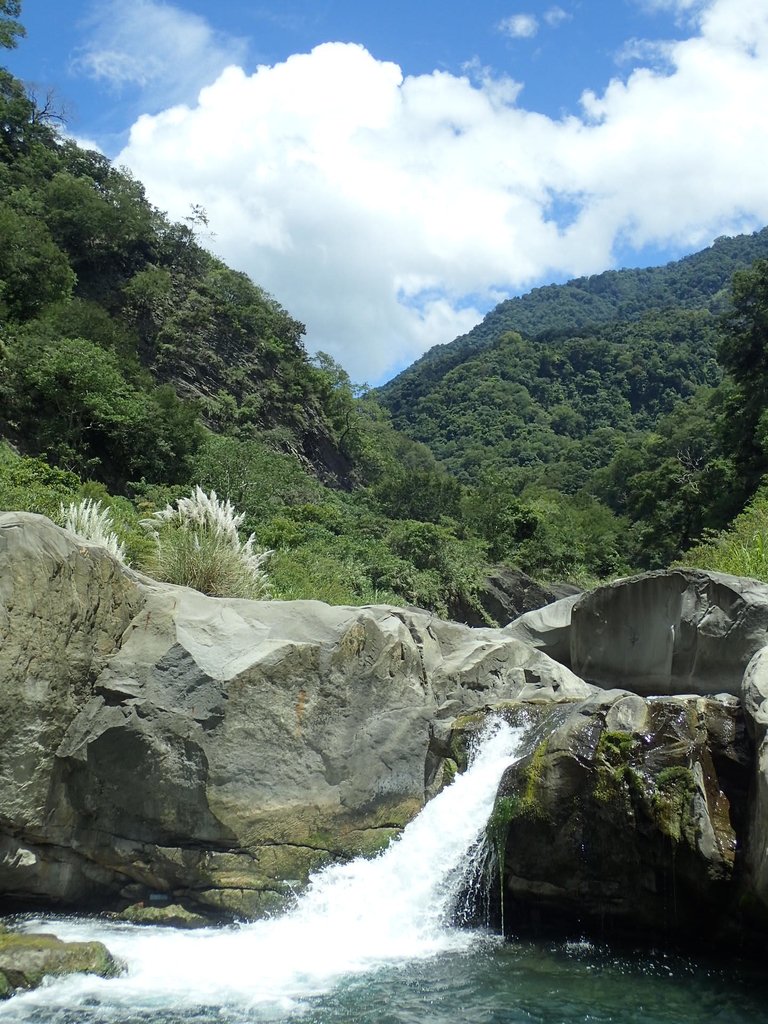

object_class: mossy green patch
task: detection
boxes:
[653,765,697,842]
[441,758,458,788]
[593,729,642,804]
[487,738,550,844]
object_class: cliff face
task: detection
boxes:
[3,510,768,944]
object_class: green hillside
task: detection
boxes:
[3,5,768,603]
[379,235,768,568]
[383,228,768,392]
[381,307,721,490]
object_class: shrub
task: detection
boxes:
[678,488,768,581]
[60,497,127,563]
[0,447,80,518]
[140,486,272,599]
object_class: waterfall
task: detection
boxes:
[4,717,524,1021]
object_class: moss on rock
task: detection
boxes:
[117,903,209,928]
[652,765,697,842]
[0,932,122,996]
[593,729,642,804]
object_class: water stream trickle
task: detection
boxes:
[1,717,523,1022]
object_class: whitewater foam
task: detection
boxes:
[1,717,523,1020]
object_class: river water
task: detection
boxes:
[2,719,766,1024]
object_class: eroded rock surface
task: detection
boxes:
[571,569,768,696]
[454,693,752,940]
[0,512,592,917]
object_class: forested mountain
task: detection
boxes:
[383,228,768,392]
[379,233,768,569]
[3,4,768,608]
[380,308,721,490]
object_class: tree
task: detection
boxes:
[6,334,201,487]
[717,260,768,493]
[0,1,24,50]
[0,203,75,318]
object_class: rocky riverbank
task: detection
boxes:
[3,510,768,991]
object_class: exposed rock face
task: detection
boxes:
[452,566,580,628]
[503,594,580,668]
[0,512,591,917]
[6,510,768,943]
[570,569,768,697]
[454,692,752,940]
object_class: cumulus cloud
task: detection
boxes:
[498,14,539,39]
[116,0,768,383]
[72,0,247,105]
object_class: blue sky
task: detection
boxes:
[6,0,768,382]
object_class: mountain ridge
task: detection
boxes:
[381,227,768,398]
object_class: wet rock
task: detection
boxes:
[0,931,121,997]
[473,692,750,940]
[739,646,768,916]
[116,902,210,928]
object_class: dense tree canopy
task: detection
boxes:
[3,19,768,607]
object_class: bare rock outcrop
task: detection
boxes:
[0,512,590,917]
[570,569,768,696]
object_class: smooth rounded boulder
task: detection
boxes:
[570,569,768,696]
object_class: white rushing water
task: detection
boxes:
[1,718,524,1021]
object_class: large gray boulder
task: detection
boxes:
[739,645,768,917]
[0,512,593,917]
[503,593,580,667]
[571,569,768,696]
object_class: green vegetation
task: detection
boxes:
[676,486,768,579]
[594,730,641,804]
[652,766,697,843]
[4,7,768,605]
[140,488,272,599]
[380,238,768,574]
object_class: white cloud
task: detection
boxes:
[73,0,247,105]
[615,36,676,67]
[544,6,571,27]
[116,0,768,383]
[498,14,540,39]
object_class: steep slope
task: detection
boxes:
[0,68,354,488]
[379,229,768,486]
